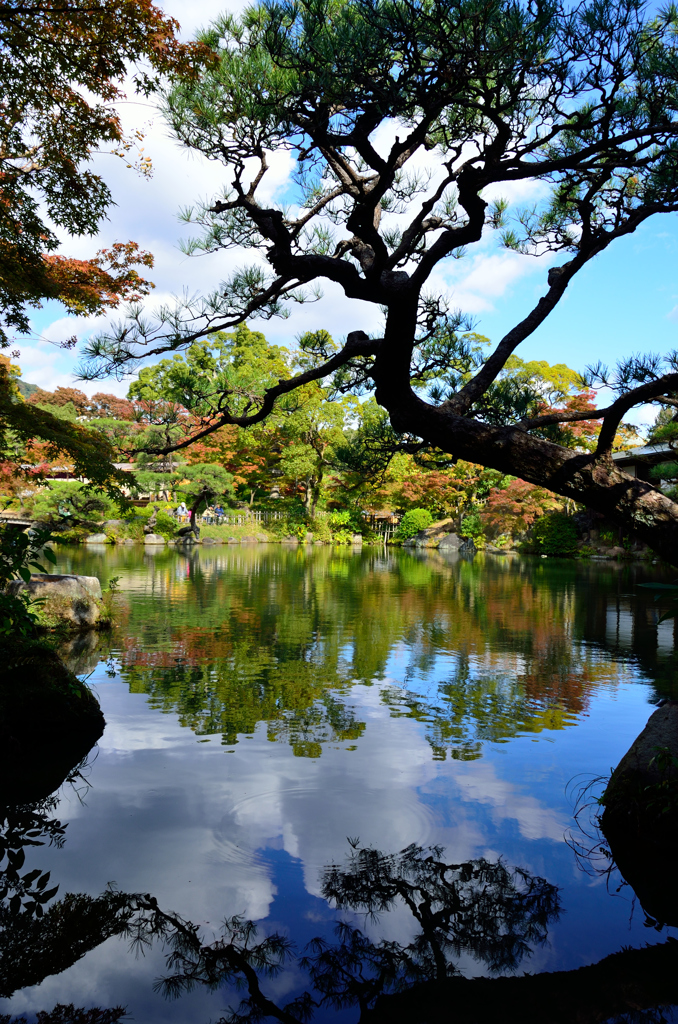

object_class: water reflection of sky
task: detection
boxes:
[2,548,678,1022]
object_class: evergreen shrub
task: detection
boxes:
[531,512,578,556]
[121,505,178,540]
[396,508,433,540]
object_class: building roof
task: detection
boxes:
[611,443,675,466]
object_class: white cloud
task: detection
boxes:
[454,761,567,842]
[425,248,550,319]
[13,2,555,392]
[11,341,74,393]
[460,251,539,298]
[19,61,304,392]
[164,0,248,40]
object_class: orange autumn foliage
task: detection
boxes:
[480,479,563,535]
[0,0,213,343]
[40,242,155,316]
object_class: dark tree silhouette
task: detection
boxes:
[150,843,561,1022]
[83,0,678,562]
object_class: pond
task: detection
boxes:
[2,544,678,1023]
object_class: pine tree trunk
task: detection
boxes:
[376,382,678,565]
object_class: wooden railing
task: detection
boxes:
[0,510,33,528]
[174,509,287,526]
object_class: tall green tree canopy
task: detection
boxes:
[126,325,354,509]
[83,0,678,561]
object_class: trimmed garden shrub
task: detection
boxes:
[396,508,433,540]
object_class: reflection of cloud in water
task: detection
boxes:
[454,761,566,842]
[62,679,568,924]
[0,677,659,1021]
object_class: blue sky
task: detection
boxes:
[17,0,678,435]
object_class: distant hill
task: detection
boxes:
[16,379,38,399]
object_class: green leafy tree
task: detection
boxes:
[0,362,129,498]
[126,326,290,480]
[647,406,678,499]
[28,481,116,532]
[277,383,352,515]
[175,463,234,506]
[459,512,483,540]
[335,397,507,522]
[126,326,352,510]
[82,0,678,564]
[127,325,289,434]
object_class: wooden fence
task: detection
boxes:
[176,510,287,526]
[175,508,402,533]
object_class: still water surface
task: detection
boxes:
[3,545,678,1021]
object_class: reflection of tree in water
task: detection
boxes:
[0,760,128,1022]
[3,814,677,1024]
[267,692,365,758]
[120,659,366,754]
[98,549,653,759]
[1,1007,125,1024]
[0,778,138,1002]
[0,801,134,1019]
[0,825,558,1020]
[0,797,64,918]
[382,660,585,761]
[321,843,558,979]
[136,843,561,1022]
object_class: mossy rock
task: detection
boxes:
[0,642,105,804]
[7,574,104,629]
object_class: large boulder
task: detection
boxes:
[438,532,463,551]
[601,702,678,828]
[143,533,166,545]
[601,702,678,926]
[84,533,108,544]
[7,573,103,628]
[409,518,460,548]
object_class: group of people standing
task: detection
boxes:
[174,502,225,522]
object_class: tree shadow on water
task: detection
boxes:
[139,843,678,1024]
[2,787,677,1024]
[0,752,128,1023]
[143,842,560,1023]
[1,825,559,1021]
